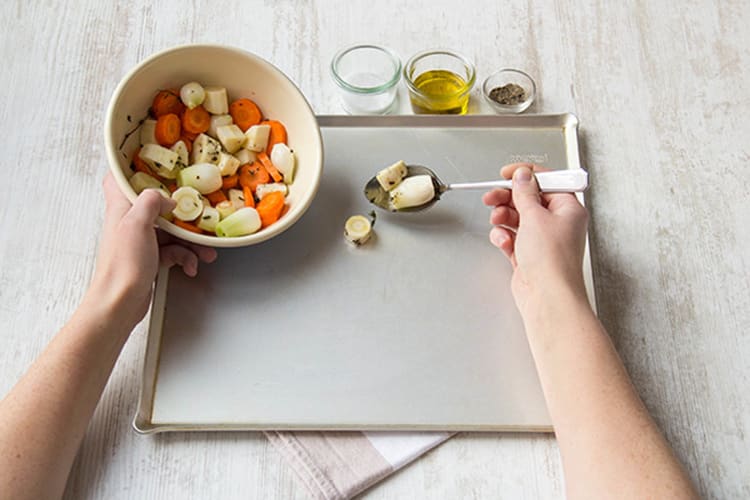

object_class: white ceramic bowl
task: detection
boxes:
[104,44,323,248]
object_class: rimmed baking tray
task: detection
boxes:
[134,114,595,433]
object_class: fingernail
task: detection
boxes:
[160,198,177,216]
[514,167,532,184]
[490,230,508,247]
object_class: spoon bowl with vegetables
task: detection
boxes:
[365,161,589,212]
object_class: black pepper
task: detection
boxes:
[489,83,527,105]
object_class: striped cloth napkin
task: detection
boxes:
[265,431,454,499]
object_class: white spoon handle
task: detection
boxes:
[447,168,589,193]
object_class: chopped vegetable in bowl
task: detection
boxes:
[128,81,296,237]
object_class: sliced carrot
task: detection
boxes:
[152,89,185,117]
[261,120,287,153]
[256,191,285,228]
[205,190,228,205]
[181,129,198,142]
[280,204,290,217]
[229,99,262,131]
[155,113,181,147]
[238,162,270,192]
[257,152,283,183]
[180,134,194,153]
[242,185,256,208]
[222,174,239,190]
[173,219,203,234]
[133,161,158,179]
[180,132,197,155]
[132,147,159,179]
[132,147,174,183]
[132,147,147,170]
[182,105,210,134]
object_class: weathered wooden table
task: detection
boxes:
[0,1,747,498]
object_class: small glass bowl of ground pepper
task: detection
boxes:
[482,69,536,113]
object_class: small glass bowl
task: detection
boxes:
[330,45,401,115]
[482,69,536,114]
[403,49,476,115]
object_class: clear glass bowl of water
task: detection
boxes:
[331,45,401,114]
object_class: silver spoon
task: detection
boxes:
[364,165,589,212]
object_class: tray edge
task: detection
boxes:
[316,112,579,128]
[133,265,171,434]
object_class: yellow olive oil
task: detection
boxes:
[409,70,471,114]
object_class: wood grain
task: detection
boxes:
[0,0,747,498]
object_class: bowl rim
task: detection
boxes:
[104,43,324,248]
[481,68,537,112]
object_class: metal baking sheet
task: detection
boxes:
[134,114,595,433]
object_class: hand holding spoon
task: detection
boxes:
[364,165,589,212]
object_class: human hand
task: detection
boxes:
[90,173,217,326]
[482,164,589,313]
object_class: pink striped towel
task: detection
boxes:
[265,431,453,499]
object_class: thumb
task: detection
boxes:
[127,189,176,227]
[511,166,541,213]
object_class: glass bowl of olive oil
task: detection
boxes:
[404,49,476,115]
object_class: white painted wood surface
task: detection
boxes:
[0,0,747,498]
